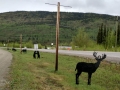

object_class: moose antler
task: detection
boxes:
[101,54,106,60]
[93,52,106,60]
[93,51,97,58]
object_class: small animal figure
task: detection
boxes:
[33,51,40,59]
[12,48,16,51]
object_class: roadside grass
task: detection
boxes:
[6,50,120,90]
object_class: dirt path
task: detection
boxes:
[0,49,12,89]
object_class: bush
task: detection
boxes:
[25,41,33,48]
[38,43,42,49]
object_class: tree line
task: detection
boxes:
[0,11,118,46]
[97,23,120,49]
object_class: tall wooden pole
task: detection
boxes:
[115,16,118,52]
[7,39,9,50]
[20,34,22,53]
[55,2,60,71]
[45,2,71,71]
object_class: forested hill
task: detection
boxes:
[0,11,117,45]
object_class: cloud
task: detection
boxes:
[0,0,120,16]
[86,0,105,8]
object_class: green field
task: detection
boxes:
[5,50,120,90]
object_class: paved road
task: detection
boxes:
[6,47,120,63]
[0,49,12,89]
[31,49,120,64]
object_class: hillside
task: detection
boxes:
[0,11,117,45]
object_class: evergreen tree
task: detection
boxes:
[103,24,107,49]
[97,26,101,44]
[117,24,120,45]
[97,23,104,44]
[100,23,103,43]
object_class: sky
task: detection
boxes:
[0,0,120,16]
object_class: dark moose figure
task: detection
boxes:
[12,48,17,51]
[75,52,106,85]
[33,51,40,59]
[21,49,27,53]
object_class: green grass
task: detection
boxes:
[5,50,120,90]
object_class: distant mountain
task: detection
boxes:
[0,11,117,45]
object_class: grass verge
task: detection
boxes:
[5,50,120,90]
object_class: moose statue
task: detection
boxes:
[33,51,40,59]
[75,51,106,85]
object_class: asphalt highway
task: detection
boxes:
[28,49,120,64]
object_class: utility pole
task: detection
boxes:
[115,16,118,52]
[45,2,72,71]
[55,2,60,71]
[20,34,22,53]
[7,39,9,50]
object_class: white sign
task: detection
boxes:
[34,44,38,50]
[51,43,53,45]
[4,44,5,46]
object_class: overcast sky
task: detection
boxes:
[0,0,120,16]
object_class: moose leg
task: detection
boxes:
[76,72,81,84]
[88,73,92,85]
